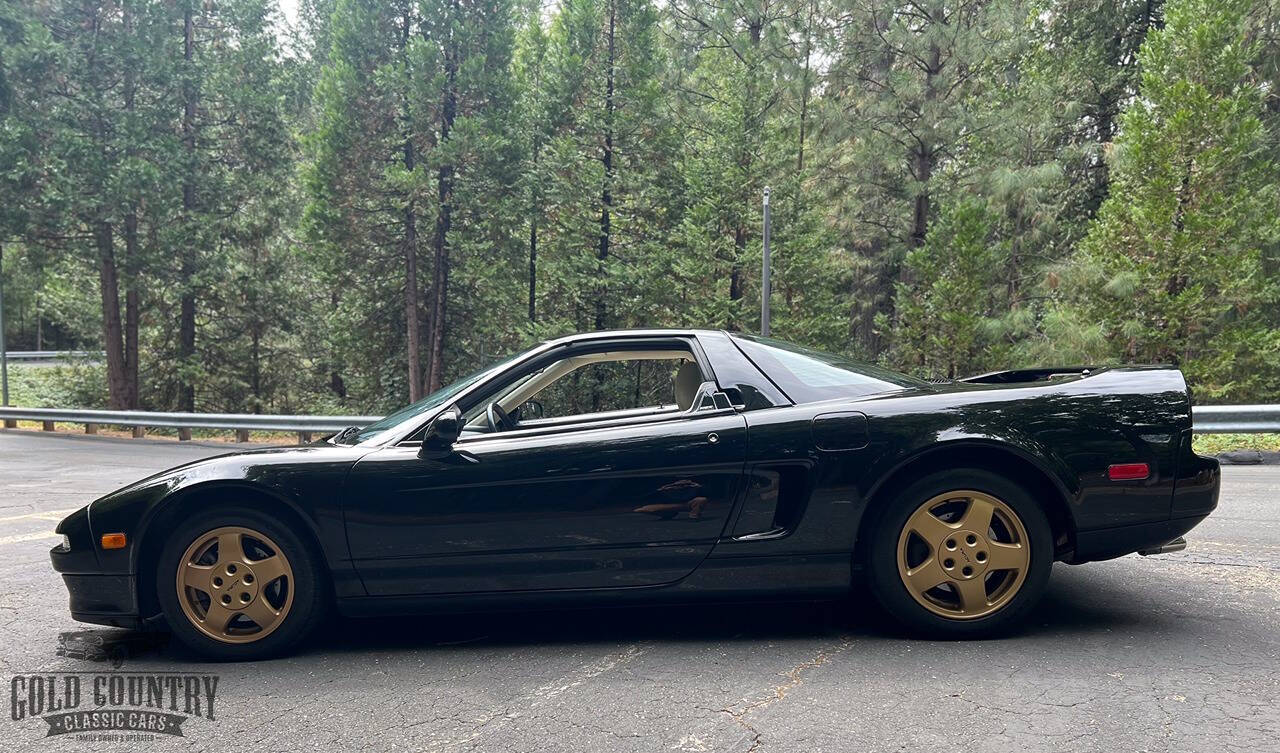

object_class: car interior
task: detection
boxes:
[460,348,711,435]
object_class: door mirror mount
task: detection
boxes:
[419,405,463,459]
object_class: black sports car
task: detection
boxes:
[52,330,1220,658]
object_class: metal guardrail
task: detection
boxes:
[0,406,380,442]
[1191,405,1280,434]
[5,350,104,361]
[0,404,1276,442]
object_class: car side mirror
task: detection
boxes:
[419,406,462,459]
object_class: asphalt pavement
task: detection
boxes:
[1,429,1277,752]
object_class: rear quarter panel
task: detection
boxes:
[852,366,1192,533]
[715,367,1193,572]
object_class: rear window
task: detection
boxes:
[731,335,926,403]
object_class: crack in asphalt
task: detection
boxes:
[702,635,855,753]
[422,642,650,752]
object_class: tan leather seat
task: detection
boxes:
[674,361,702,410]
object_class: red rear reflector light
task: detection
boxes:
[1109,463,1149,481]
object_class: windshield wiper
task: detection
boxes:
[329,426,362,445]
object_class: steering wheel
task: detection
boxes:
[485,401,517,433]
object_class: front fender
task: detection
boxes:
[84,446,364,577]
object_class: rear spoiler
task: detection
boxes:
[961,366,1100,385]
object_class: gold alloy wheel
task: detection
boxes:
[896,490,1031,620]
[176,526,294,644]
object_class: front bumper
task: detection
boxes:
[51,507,144,629]
[57,573,143,629]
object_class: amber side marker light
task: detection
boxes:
[100,533,127,550]
[1108,463,1150,481]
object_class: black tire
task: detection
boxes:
[864,469,1053,638]
[156,506,327,660]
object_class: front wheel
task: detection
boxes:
[156,507,327,660]
[865,469,1053,638]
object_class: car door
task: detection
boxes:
[343,392,748,596]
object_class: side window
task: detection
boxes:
[535,358,690,419]
[461,348,708,432]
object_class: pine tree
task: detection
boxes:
[30,0,177,409]
[532,0,680,337]
[886,200,1008,377]
[667,0,801,331]
[1058,0,1280,399]
[823,0,1017,356]
[305,0,518,407]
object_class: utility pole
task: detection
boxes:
[761,186,772,337]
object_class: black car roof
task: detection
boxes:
[542,328,726,346]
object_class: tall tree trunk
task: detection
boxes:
[910,42,941,250]
[797,0,815,173]
[528,137,540,324]
[120,0,139,409]
[250,329,261,412]
[400,6,423,401]
[427,163,452,392]
[425,13,458,394]
[595,0,616,333]
[95,221,129,410]
[911,149,932,249]
[178,3,197,412]
[123,213,140,408]
[328,291,346,399]
[404,172,422,401]
[249,245,262,411]
[528,214,537,322]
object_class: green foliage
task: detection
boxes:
[2,0,1279,415]
[1193,433,1280,454]
[1060,0,1280,400]
[888,201,1010,378]
[5,364,107,409]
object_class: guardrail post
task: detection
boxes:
[178,428,192,441]
[132,425,145,439]
[2,419,14,429]
[42,420,55,432]
[84,423,97,435]
[236,429,249,443]
[298,431,312,443]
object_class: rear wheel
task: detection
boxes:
[866,469,1052,637]
[156,507,326,659]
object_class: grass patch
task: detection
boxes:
[1193,433,1280,455]
[3,363,106,408]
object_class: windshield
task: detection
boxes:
[731,334,927,403]
[352,351,527,442]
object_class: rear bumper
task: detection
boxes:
[1067,513,1210,564]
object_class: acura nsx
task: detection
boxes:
[51,330,1220,658]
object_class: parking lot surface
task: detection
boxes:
[2,430,1277,752]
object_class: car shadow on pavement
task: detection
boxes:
[306,569,1164,656]
[49,564,1183,664]
[313,598,869,655]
